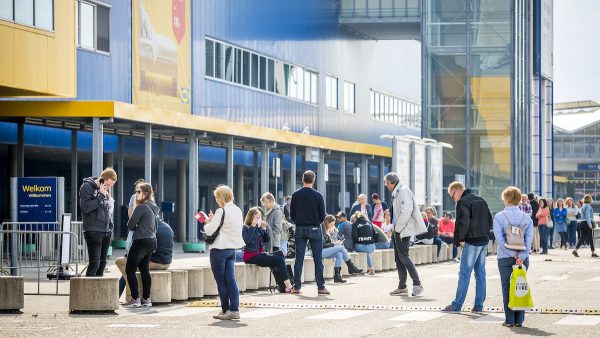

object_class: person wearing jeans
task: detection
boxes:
[351,212,378,275]
[536,199,550,254]
[444,181,493,313]
[565,198,579,249]
[290,171,328,295]
[573,195,598,258]
[83,232,112,276]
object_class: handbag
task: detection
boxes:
[546,219,554,228]
[503,213,527,251]
[508,265,534,310]
[205,208,225,245]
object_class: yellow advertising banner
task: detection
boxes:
[132,0,191,113]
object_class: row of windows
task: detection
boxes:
[75,0,110,53]
[325,76,355,114]
[370,90,421,129]
[205,38,317,104]
[0,0,53,31]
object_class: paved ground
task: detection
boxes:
[3,246,600,337]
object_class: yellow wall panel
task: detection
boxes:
[0,0,76,97]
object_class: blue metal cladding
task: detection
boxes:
[192,0,420,147]
[76,0,131,102]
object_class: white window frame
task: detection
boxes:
[76,0,110,55]
[343,81,355,114]
[325,75,338,110]
[0,0,54,32]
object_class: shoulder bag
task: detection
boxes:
[205,208,225,245]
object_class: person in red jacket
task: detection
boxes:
[439,212,457,260]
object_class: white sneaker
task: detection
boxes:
[412,285,424,297]
[122,298,141,308]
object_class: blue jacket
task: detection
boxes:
[242,225,270,253]
[151,220,174,265]
[553,208,567,223]
[350,203,374,221]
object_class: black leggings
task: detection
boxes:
[245,253,289,284]
[576,222,595,252]
[126,238,157,300]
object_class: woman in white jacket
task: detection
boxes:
[205,185,245,320]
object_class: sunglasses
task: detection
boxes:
[135,190,142,194]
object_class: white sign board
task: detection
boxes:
[305,147,320,163]
[412,142,426,206]
[427,145,443,206]
[272,157,281,178]
[541,0,553,80]
[60,213,72,265]
[392,138,410,186]
[353,167,361,184]
[324,164,329,182]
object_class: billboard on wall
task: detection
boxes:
[133,0,191,113]
[541,0,553,80]
[392,138,411,186]
[411,142,426,206]
[427,145,443,206]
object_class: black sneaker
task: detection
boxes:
[572,250,579,257]
[592,253,598,258]
[442,305,459,312]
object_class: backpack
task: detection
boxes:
[503,213,527,251]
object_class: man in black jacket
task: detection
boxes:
[443,181,493,314]
[79,168,117,277]
[528,193,540,253]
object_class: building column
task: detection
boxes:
[379,157,386,200]
[340,152,347,212]
[158,140,165,206]
[253,151,259,205]
[16,122,24,177]
[92,118,104,175]
[226,136,234,187]
[235,166,244,212]
[261,141,269,195]
[116,136,124,236]
[70,131,78,221]
[177,159,187,242]
[318,150,326,202]
[144,124,152,183]
[361,155,369,195]
[188,132,198,242]
[290,145,297,192]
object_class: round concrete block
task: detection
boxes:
[234,263,246,292]
[439,244,448,261]
[424,245,432,264]
[169,270,188,301]
[447,244,453,260]
[323,258,334,279]
[0,276,24,311]
[303,257,315,282]
[409,246,417,263]
[387,249,397,270]
[381,249,390,270]
[257,266,272,289]
[187,268,204,298]
[431,245,438,263]
[131,271,171,303]
[69,277,118,312]
[202,267,218,296]
[372,250,383,271]
[356,252,368,271]
[244,264,259,290]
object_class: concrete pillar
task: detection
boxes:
[188,132,198,242]
[177,160,187,242]
[379,157,386,201]
[144,124,152,183]
[16,122,24,177]
[235,166,244,213]
[158,140,165,206]
[226,136,234,188]
[284,167,291,197]
[317,151,326,201]
[70,131,78,221]
[290,145,297,191]
[361,155,369,195]
[253,151,259,205]
[92,118,103,175]
[116,136,124,235]
[9,145,17,178]
[261,141,269,195]
[340,152,346,212]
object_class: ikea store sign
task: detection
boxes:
[18,177,57,223]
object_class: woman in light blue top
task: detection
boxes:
[493,186,534,327]
[573,195,598,258]
[553,199,568,249]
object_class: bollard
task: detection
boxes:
[372,250,383,272]
[69,277,119,312]
[303,257,315,282]
[424,245,432,264]
[187,267,205,299]
[381,249,391,270]
[431,245,438,263]
[323,258,335,279]
[202,267,218,296]
[234,263,247,292]
[169,270,189,301]
[0,276,24,311]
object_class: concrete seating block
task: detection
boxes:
[416,246,425,265]
[447,244,454,260]
[424,245,433,264]
[69,277,118,312]
[381,249,391,270]
[439,244,448,261]
[201,267,218,296]
[323,258,334,279]
[234,263,247,292]
[244,264,259,290]
[340,260,350,276]
[356,252,368,271]
[409,246,416,263]
[138,271,171,303]
[387,249,397,270]
[372,250,383,272]
[488,240,494,255]
[258,265,273,289]
[303,257,315,282]
[169,270,188,301]
[0,276,24,311]
[187,268,205,298]
[431,245,438,263]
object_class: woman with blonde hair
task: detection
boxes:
[573,195,598,258]
[261,192,286,254]
[565,198,579,249]
[205,185,245,320]
[350,194,374,221]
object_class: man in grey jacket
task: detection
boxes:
[385,172,427,297]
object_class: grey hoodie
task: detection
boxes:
[127,201,159,241]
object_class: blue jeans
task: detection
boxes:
[355,243,376,268]
[433,237,443,256]
[279,240,288,256]
[374,241,391,249]
[451,243,488,311]
[539,225,548,253]
[322,245,350,267]
[567,221,577,247]
[440,236,457,258]
[210,248,239,313]
[293,226,325,290]
[498,257,530,325]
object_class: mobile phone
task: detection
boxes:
[99,178,105,185]
[195,211,208,223]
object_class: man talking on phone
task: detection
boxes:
[80,167,118,277]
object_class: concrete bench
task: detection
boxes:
[0,276,24,311]
[125,271,172,303]
[257,265,273,289]
[186,267,205,299]
[303,257,315,282]
[372,250,383,272]
[199,266,218,296]
[431,244,438,263]
[408,246,417,264]
[243,264,259,290]
[447,244,454,261]
[234,263,247,292]
[381,249,391,270]
[69,277,119,312]
[439,244,448,261]
[169,270,189,301]
[355,252,368,271]
[424,245,433,264]
[323,258,335,279]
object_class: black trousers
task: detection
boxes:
[246,253,289,285]
[84,231,112,276]
[393,233,421,288]
[576,222,595,251]
[126,238,157,300]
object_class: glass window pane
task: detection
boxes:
[370,91,374,117]
[274,61,283,94]
[251,54,258,88]
[15,0,34,26]
[96,5,109,52]
[224,45,233,82]
[267,59,275,92]
[234,48,242,83]
[288,66,298,98]
[283,64,290,96]
[205,40,214,77]
[35,0,54,30]
[79,2,94,49]
[325,77,331,107]
[297,68,304,100]
[259,56,266,90]
[304,70,310,102]
[215,42,223,79]
[0,0,12,21]
[242,51,250,85]
[310,73,317,104]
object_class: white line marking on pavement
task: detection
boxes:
[588,277,600,282]
[307,310,372,320]
[106,324,160,328]
[539,275,569,281]
[243,309,296,318]
[149,307,215,317]
[0,327,56,331]
[555,315,600,326]
[472,313,505,323]
[388,311,446,322]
